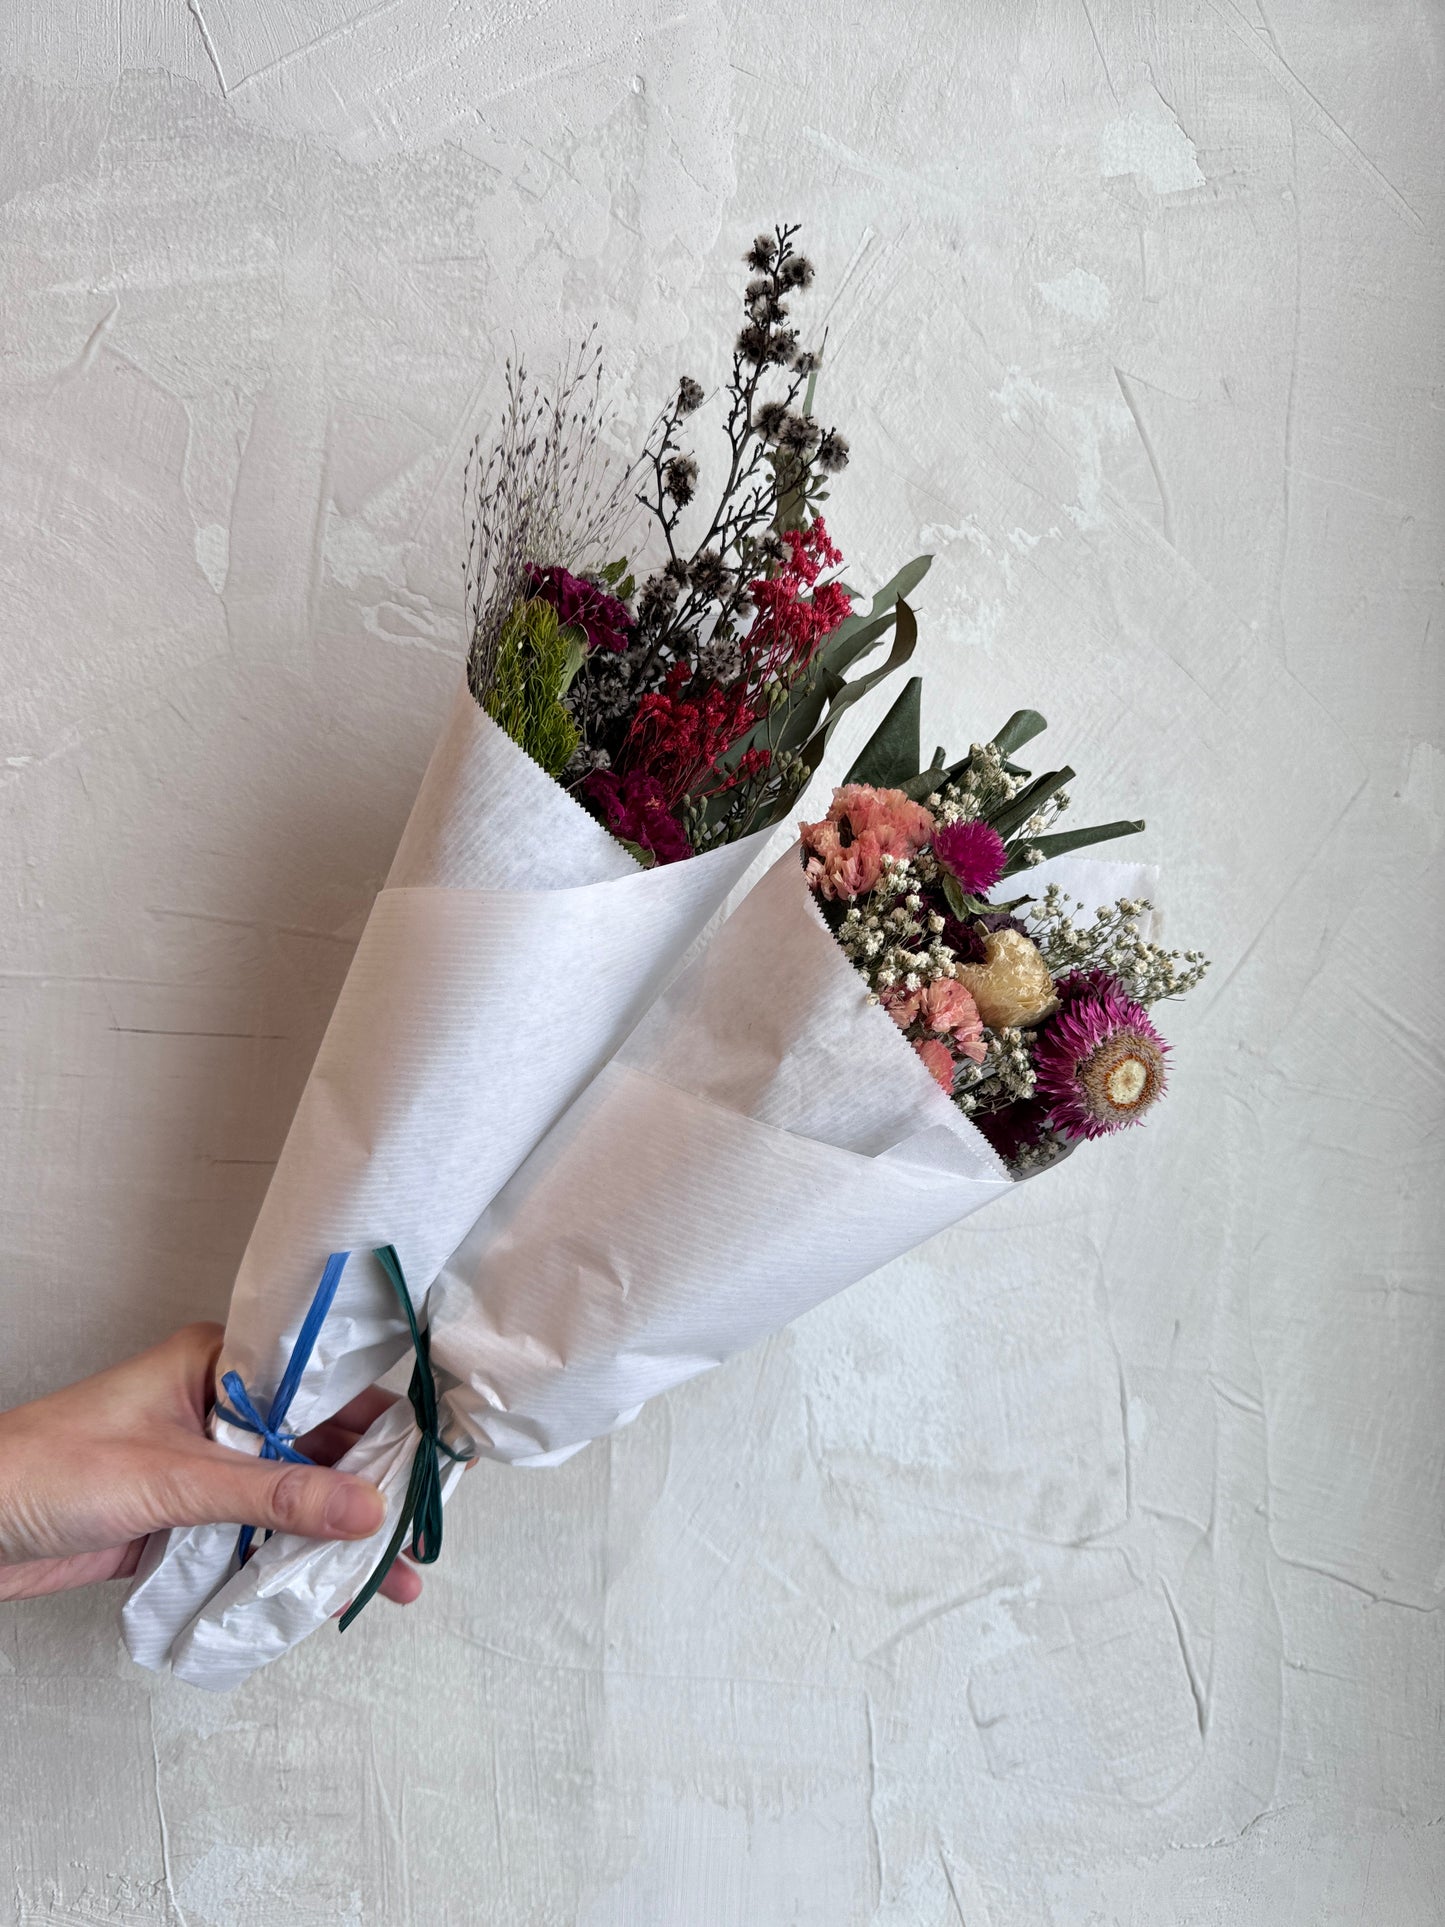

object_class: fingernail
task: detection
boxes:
[324,1478,383,1536]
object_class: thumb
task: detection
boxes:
[159,1448,387,1543]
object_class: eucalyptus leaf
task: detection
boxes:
[941,873,969,920]
[815,553,932,678]
[794,599,920,775]
[1002,818,1145,873]
[613,837,656,869]
[990,709,1048,758]
[557,629,587,696]
[901,764,948,801]
[989,765,1074,842]
[814,606,899,679]
[844,674,922,788]
[775,665,845,758]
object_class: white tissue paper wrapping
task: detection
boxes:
[162,847,1156,1689]
[122,681,764,1673]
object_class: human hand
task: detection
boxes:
[0,1322,423,1608]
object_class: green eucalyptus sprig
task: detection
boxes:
[847,680,1146,877]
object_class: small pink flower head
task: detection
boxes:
[1034,972,1169,1140]
[932,817,1007,897]
[915,1037,956,1093]
[916,978,987,1063]
[880,984,922,1030]
[827,784,935,860]
[801,820,884,900]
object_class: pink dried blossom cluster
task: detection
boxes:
[882,977,988,1094]
[800,785,935,900]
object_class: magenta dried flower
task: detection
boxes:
[583,768,692,865]
[1033,972,1169,1140]
[932,817,1007,897]
[525,564,632,654]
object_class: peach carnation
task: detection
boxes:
[802,785,934,901]
[802,820,884,900]
[881,978,985,1066]
[827,783,935,859]
[916,979,987,1062]
[880,984,921,1030]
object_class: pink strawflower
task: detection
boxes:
[915,1037,956,1092]
[1033,971,1169,1140]
[932,817,1007,897]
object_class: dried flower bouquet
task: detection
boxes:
[157,680,1207,1688]
[123,226,928,1679]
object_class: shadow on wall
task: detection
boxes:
[0,336,462,1389]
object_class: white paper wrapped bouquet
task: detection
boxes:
[123,227,1208,1688]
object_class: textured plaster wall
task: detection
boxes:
[1,4,1442,1923]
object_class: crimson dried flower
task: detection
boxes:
[974,1098,1056,1165]
[583,767,692,865]
[619,668,759,808]
[525,565,632,654]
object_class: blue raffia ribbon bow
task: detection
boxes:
[213,1248,351,1568]
[338,1244,471,1633]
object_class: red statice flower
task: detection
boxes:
[525,565,633,653]
[620,665,759,808]
[583,767,693,865]
[607,518,850,844]
[740,517,851,684]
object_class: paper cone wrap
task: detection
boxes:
[122,682,763,1673]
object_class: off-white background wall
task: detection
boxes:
[2,4,1441,1922]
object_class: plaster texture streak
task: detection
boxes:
[1,3,1441,1922]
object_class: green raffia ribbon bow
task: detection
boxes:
[338,1245,471,1633]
